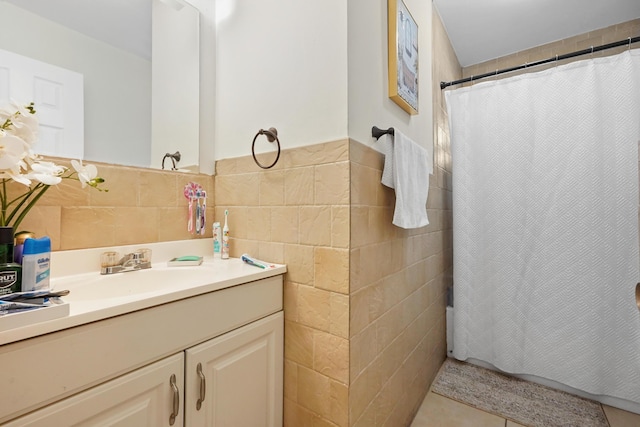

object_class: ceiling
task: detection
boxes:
[8,1,640,69]
[433,0,640,67]
[5,0,151,59]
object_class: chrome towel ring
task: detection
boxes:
[252,127,281,169]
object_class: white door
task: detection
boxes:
[3,353,185,427]
[185,312,284,427]
[0,48,84,159]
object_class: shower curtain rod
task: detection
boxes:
[440,36,640,89]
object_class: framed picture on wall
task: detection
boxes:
[388,0,418,115]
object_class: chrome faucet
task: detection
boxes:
[101,249,152,275]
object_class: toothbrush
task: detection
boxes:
[241,254,275,269]
[188,195,194,233]
[0,290,70,301]
[0,300,46,313]
[201,191,206,235]
[184,186,194,234]
[195,189,201,235]
[184,182,200,234]
[222,209,229,259]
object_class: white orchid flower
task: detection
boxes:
[0,154,30,186]
[9,118,38,146]
[71,159,98,188]
[0,101,107,230]
[30,161,65,186]
[7,172,32,186]
[0,168,31,186]
[0,133,29,171]
[0,104,15,124]
[0,101,38,145]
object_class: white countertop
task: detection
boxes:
[0,240,286,346]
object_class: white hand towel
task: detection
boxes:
[379,133,395,188]
[380,130,431,229]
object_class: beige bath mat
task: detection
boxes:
[431,358,609,427]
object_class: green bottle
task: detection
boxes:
[0,227,23,295]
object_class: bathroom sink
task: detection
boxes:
[0,240,287,349]
[56,265,216,301]
[38,253,286,325]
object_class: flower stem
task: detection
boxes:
[0,179,7,226]
[9,183,51,231]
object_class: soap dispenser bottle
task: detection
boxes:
[213,222,221,257]
[0,227,22,295]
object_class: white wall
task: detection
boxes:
[214,0,432,162]
[0,2,151,167]
[215,0,349,160]
[348,0,433,156]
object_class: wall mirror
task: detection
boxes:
[0,0,200,172]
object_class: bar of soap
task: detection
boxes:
[167,256,203,266]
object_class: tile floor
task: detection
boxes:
[411,387,640,427]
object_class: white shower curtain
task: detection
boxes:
[447,50,640,403]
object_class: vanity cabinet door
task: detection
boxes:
[184,311,283,427]
[4,353,185,427]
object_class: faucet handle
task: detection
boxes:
[101,251,119,268]
[100,248,152,274]
[136,248,152,263]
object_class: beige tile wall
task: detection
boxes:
[10,157,214,250]
[345,13,461,421]
[214,134,454,427]
[214,140,351,427]
[348,138,452,427]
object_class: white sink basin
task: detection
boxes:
[56,265,217,301]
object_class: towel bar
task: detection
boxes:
[372,126,394,140]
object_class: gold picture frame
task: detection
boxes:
[388,0,418,115]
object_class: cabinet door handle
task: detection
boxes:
[196,362,206,410]
[169,374,180,426]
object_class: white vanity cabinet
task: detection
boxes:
[185,312,283,427]
[2,353,186,427]
[5,312,283,427]
[0,272,284,426]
